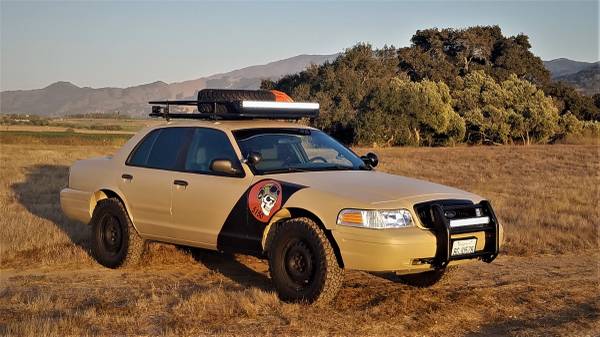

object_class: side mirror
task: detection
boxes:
[210,159,243,176]
[245,151,262,166]
[361,152,378,168]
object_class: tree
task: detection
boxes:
[263,43,398,143]
[452,71,513,144]
[265,26,584,146]
[593,93,600,110]
[544,82,600,121]
[453,71,560,144]
[490,34,551,85]
[357,78,464,146]
[556,112,584,139]
[398,26,549,88]
[502,74,560,144]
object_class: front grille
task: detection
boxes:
[414,199,473,228]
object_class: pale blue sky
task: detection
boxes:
[1,1,598,91]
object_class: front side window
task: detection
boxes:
[184,128,241,174]
[233,128,366,174]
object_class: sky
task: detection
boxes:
[1,1,598,91]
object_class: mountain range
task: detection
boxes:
[1,55,597,116]
[0,54,338,117]
[543,58,599,95]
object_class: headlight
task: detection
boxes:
[337,209,413,229]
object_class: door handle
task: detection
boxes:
[121,174,133,181]
[173,180,188,187]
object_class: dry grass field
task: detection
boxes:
[0,137,598,336]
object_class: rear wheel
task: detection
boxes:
[268,217,343,305]
[91,198,145,268]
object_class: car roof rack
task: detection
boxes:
[148,89,319,121]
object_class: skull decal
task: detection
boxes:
[248,180,283,222]
[258,184,279,216]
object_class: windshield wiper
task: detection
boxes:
[311,164,356,171]
[261,167,310,174]
[260,165,364,174]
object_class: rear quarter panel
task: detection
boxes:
[61,128,149,224]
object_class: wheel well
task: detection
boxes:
[92,189,127,215]
[267,207,345,268]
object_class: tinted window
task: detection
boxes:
[184,128,240,174]
[146,128,191,170]
[127,129,159,166]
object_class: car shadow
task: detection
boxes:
[12,164,272,291]
[11,164,92,253]
[368,272,404,283]
[182,247,273,292]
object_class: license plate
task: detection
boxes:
[451,238,477,256]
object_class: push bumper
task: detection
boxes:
[428,200,500,269]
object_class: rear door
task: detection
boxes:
[119,127,192,237]
[170,127,252,249]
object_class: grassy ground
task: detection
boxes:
[0,131,132,146]
[1,117,155,133]
[0,139,598,336]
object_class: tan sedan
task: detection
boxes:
[61,119,503,304]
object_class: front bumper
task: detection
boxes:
[331,200,502,272]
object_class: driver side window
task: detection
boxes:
[184,128,241,175]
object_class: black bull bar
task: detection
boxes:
[428,200,500,269]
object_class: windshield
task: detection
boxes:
[233,128,367,174]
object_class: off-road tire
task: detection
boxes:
[397,267,455,288]
[90,198,145,268]
[268,217,343,305]
[197,89,274,113]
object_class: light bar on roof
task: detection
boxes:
[242,100,319,110]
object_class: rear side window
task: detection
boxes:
[127,129,159,166]
[147,128,191,170]
[127,128,191,170]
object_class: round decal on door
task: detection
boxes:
[248,180,283,222]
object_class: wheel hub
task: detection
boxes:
[101,215,122,253]
[284,240,314,286]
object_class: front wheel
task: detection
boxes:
[90,198,145,268]
[268,217,343,305]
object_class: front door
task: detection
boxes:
[170,127,251,249]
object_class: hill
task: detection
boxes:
[555,63,600,95]
[543,58,597,78]
[0,54,338,116]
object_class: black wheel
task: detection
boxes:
[396,267,454,288]
[268,217,343,305]
[197,89,275,113]
[90,198,145,268]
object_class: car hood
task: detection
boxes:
[264,170,481,205]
